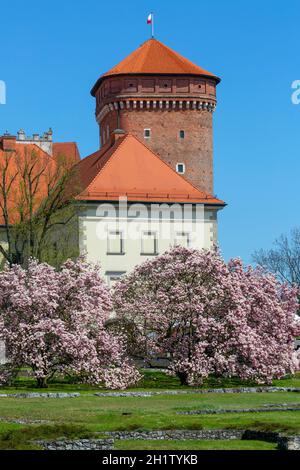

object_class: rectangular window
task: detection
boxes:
[175,232,190,248]
[107,230,123,254]
[141,231,157,255]
[179,130,185,139]
[176,163,185,174]
[144,128,151,139]
[106,271,126,288]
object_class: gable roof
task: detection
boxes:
[75,134,225,205]
[91,39,220,95]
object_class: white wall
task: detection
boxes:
[0,341,6,365]
[79,201,220,284]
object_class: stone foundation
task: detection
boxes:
[0,392,80,399]
[35,439,114,451]
[178,404,300,415]
[107,430,243,441]
[32,430,300,450]
[94,386,300,397]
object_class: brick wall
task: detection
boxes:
[94,74,219,195]
[100,108,214,194]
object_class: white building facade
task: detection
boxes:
[79,200,220,285]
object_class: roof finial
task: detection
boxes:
[147,13,154,38]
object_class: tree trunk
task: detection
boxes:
[36,377,48,388]
[177,371,189,386]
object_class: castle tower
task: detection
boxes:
[91,39,220,194]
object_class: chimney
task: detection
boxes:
[0,133,16,151]
[17,129,26,141]
[110,128,126,146]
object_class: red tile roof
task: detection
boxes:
[75,134,225,205]
[91,39,220,95]
[0,137,81,225]
[53,142,80,166]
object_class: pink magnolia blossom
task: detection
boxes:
[113,247,300,385]
[0,258,140,389]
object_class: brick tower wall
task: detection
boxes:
[94,75,218,195]
[100,108,213,194]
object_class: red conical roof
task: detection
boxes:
[91,39,220,95]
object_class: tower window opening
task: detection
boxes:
[179,130,185,139]
[176,163,185,174]
[144,129,151,139]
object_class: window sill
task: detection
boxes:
[106,252,126,256]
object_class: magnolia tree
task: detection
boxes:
[0,258,140,389]
[113,247,300,386]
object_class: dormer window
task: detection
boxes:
[176,163,185,174]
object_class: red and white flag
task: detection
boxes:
[147,13,153,24]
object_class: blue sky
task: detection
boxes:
[0,0,299,263]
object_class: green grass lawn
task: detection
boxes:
[0,393,299,433]
[115,439,278,450]
[0,371,299,450]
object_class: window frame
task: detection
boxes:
[107,230,124,255]
[174,232,190,248]
[141,231,158,256]
[105,271,126,288]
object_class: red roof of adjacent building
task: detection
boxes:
[75,133,225,205]
[53,142,81,166]
[0,136,81,225]
[91,38,220,95]
[0,142,58,225]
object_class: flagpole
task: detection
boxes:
[152,13,154,38]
